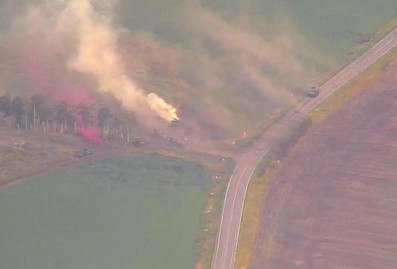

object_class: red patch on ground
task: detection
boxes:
[74,113,102,145]
[21,47,102,145]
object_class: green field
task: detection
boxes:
[1,1,396,138]
[0,154,211,269]
[119,0,397,60]
[115,0,397,136]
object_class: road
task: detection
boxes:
[212,27,397,269]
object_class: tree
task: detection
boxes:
[11,96,27,129]
[116,111,134,142]
[77,104,93,128]
[30,94,45,129]
[97,106,113,136]
[0,93,12,118]
[56,101,70,133]
[37,101,54,132]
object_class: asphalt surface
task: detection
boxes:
[211,27,397,269]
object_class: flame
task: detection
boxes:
[61,0,178,122]
[147,93,179,122]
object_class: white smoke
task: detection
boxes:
[14,0,179,122]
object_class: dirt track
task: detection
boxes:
[252,63,397,268]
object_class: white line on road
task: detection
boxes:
[220,165,248,269]
[211,27,397,269]
[229,164,260,269]
[212,165,239,269]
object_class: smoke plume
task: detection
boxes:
[13,0,179,122]
[6,0,330,138]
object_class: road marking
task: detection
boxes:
[229,163,262,269]
[220,165,248,269]
[212,27,397,269]
[212,165,239,269]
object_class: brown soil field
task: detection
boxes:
[251,63,397,269]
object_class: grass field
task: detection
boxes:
[235,159,280,269]
[310,46,397,124]
[119,0,397,59]
[263,0,397,60]
[115,0,397,136]
[235,40,397,269]
[235,118,312,268]
[1,1,396,138]
[0,154,212,269]
[251,60,397,268]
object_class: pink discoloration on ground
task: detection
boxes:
[22,47,103,145]
[74,112,103,145]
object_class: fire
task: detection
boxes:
[18,0,180,124]
[147,93,179,122]
[64,0,179,123]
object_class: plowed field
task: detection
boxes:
[252,63,397,269]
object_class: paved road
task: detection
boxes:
[212,27,397,269]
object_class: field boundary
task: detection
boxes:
[234,117,311,268]
[231,21,397,269]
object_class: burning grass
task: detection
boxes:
[0,2,397,268]
[2,1,397,139]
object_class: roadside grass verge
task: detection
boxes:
[209,20,397,153]
[347,18,397,63]
[196,157,235,269]
[235,34,397,268]
[0,131,234,269]
[0,153,214,269]
[0,121,234,269]
[148,147,235,269]
[235,159,281,269]
[205,108,288,154]
[235,118,311,269]
[314,18,397,87]
[234,109,288,150]
[310,46,397,125]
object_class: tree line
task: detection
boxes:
[0,93,135,142]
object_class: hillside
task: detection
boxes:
[1,0,397,139]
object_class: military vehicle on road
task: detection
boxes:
[308,86,320,98]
